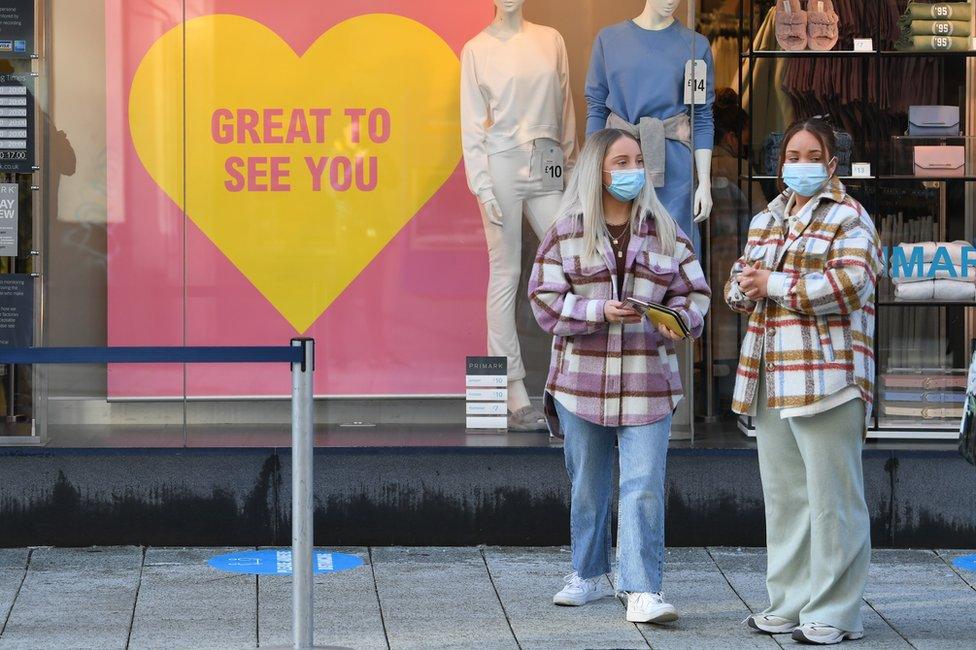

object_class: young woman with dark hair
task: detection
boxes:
[725,117,882,645]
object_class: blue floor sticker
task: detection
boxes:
[953,554,976,573]
[208,549,364,575]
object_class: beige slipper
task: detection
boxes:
[775,0,808,51]
[807,0,840,51]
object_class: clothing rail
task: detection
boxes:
[0,340,323,650]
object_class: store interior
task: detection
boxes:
[4,1,974,449]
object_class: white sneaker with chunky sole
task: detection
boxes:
[552,572,613,606]
[792,623,865,645]
[625,592,679,624]
[745,613,798,634]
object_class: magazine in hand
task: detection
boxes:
[625,298,691,339]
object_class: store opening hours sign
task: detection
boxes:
[0,72,33,173]
[107,1,492,398]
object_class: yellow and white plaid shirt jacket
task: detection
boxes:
[725,178,882,427]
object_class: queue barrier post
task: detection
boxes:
[0,342,350,650]
[290,337,315,649]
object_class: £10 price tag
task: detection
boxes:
[534,143,565,192]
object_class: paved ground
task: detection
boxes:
[0,547,973,649]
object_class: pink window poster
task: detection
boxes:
[106,0,492,398]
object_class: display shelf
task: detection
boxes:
[735,0,976,441]
[878,175,976,181]
[877,302,976,308]
[743,50,976,59]
[882,50,976,58]
[739,175,874,181]
[742,49,876,58]
[891,136,975,141]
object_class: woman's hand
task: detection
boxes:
[657,324,684,341]
[604,300,642,324]
[737,261,771,301]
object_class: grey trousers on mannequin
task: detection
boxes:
[482,140,563,387]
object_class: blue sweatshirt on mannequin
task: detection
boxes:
[585,19,715,252]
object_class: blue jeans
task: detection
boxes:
[555,399,671,593]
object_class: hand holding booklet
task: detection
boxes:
[625,298,691,339]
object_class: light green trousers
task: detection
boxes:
[755,368,871,633]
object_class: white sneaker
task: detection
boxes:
[792,623,864,645]
[625,592,679,624]
[552,572,613,606]
[745,613,797,634]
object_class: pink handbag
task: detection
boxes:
[913,145,965,177]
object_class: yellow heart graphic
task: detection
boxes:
[129,13,461,332]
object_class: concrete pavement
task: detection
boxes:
[0,546,973,649]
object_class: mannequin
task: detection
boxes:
[460,0,577,431]
[586,0,714,254]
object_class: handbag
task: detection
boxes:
[761,129,853,176]
[961,396,976,464]
[913,145,965,177]
[959,340,976,466]
[908,105,961,136]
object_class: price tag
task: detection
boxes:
[684,59,707,105]
[852,162,872,178]
[534,143,565,192]
[853,38,873,52]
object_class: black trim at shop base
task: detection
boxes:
[0,446,972,548]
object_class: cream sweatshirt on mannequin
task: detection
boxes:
[460,21,577,206]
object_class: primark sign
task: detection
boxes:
[885,244,976,279]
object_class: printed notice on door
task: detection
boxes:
[0,273,31,348]
[0,1,34,58]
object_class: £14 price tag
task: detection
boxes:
[684,59,707,105]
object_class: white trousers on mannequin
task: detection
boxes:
[482,139,564,383]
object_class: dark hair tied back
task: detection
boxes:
[776,117,838,192]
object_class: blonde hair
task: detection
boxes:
[556,129,677,261]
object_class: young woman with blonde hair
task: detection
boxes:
[529,128,710,623]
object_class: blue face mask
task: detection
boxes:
[604,168,645,202]
[782,162,831,197]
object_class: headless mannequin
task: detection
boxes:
[633,0,713,223]
[480,3,527,226]
[579,0,714,438]
[460,0,577,423]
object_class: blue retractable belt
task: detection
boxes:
[0,346,302,365]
